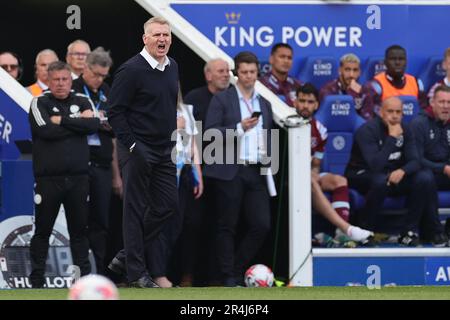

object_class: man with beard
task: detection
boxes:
[319,53,373,120]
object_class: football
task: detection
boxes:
[68,274,119,300]
[244,264,274,287]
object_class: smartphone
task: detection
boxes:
[100,117,108,124]
[251,111,262,118]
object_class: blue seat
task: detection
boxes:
[398,95,420,124]
[418,56,446,93]
[349,189,407,211]
[315,95,365,176]
[360,56,386,85]
[259,60,271,77]
[297,56,338,90]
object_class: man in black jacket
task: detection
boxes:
[204,51,273,286]
[345,96,445,246]
[28,61,100,288]
[410,85,450,244]
[107,17,179,288]
[72,47,120,275]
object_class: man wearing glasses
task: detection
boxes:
[72,47,122,275]
[66,39,91,79]
[0,51,22,80]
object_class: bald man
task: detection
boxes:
[345,97,445,246]
[184,58,230,126]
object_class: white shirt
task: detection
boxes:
[176,103,198,164]
[37,79,48,91]
[235,86,264,163]
[140,47,170,72]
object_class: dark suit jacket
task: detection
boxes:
[203,86,273,181]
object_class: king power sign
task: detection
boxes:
[172,3,450,70]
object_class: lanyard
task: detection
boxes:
[83,85,104,110]
[242,96,254,115]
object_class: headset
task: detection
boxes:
[0,51,24,80]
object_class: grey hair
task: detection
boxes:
[204,58,227,74]
[66,39,91,55]
[35,49,58,65]
[143,16,171,34]
[47,61,71,73]
[86,47,113,68]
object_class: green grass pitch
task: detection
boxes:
[1,286,450,300]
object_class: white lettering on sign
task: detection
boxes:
[215,26,274,47]
[314,62,333,76]
[435,266,450,282]
[0,113,13,143]
[215,26,362,48]
[331,103,351,116]
[403,103,415,116]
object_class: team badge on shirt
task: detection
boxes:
[70,105,80,114]
[395,135,404,147]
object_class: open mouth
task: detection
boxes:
[157,44,166,51]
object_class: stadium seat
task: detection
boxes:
[314,95,365,176]
[296,56,338,90]
[360,56,386,85]
[259,60,271,77]
[315,95,427,233]
[418,56,446,92]
[398,95,420,123]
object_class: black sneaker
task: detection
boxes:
[129,276,160,288]
[108,257,126,277]
[398,231,420,247]
[431,233,449,248]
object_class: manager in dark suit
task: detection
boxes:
[204,51,273,287]
[107,17,179,288]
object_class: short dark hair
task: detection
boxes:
[385,45,406,59]
[234,51,259,72]
[271,43,293,55]
[434,85,450,97]
[48,61,71,73]
[296,83,319,102]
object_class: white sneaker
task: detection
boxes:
[347,226,374,242]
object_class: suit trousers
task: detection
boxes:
[88,164,112,275]
[347,168,442,236]
[212,165,271,282]
[119,142,178,282]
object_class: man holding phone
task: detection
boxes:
[204,51,273,286]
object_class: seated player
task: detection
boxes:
[294,83,374,245]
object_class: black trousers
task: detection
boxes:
[118,142,178,282]
[212,165,271,282]
[147,164,192,277]
[178,176,218,285]
[347,168,443,236]
[88,164,112,275]
[29,175,91,285]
